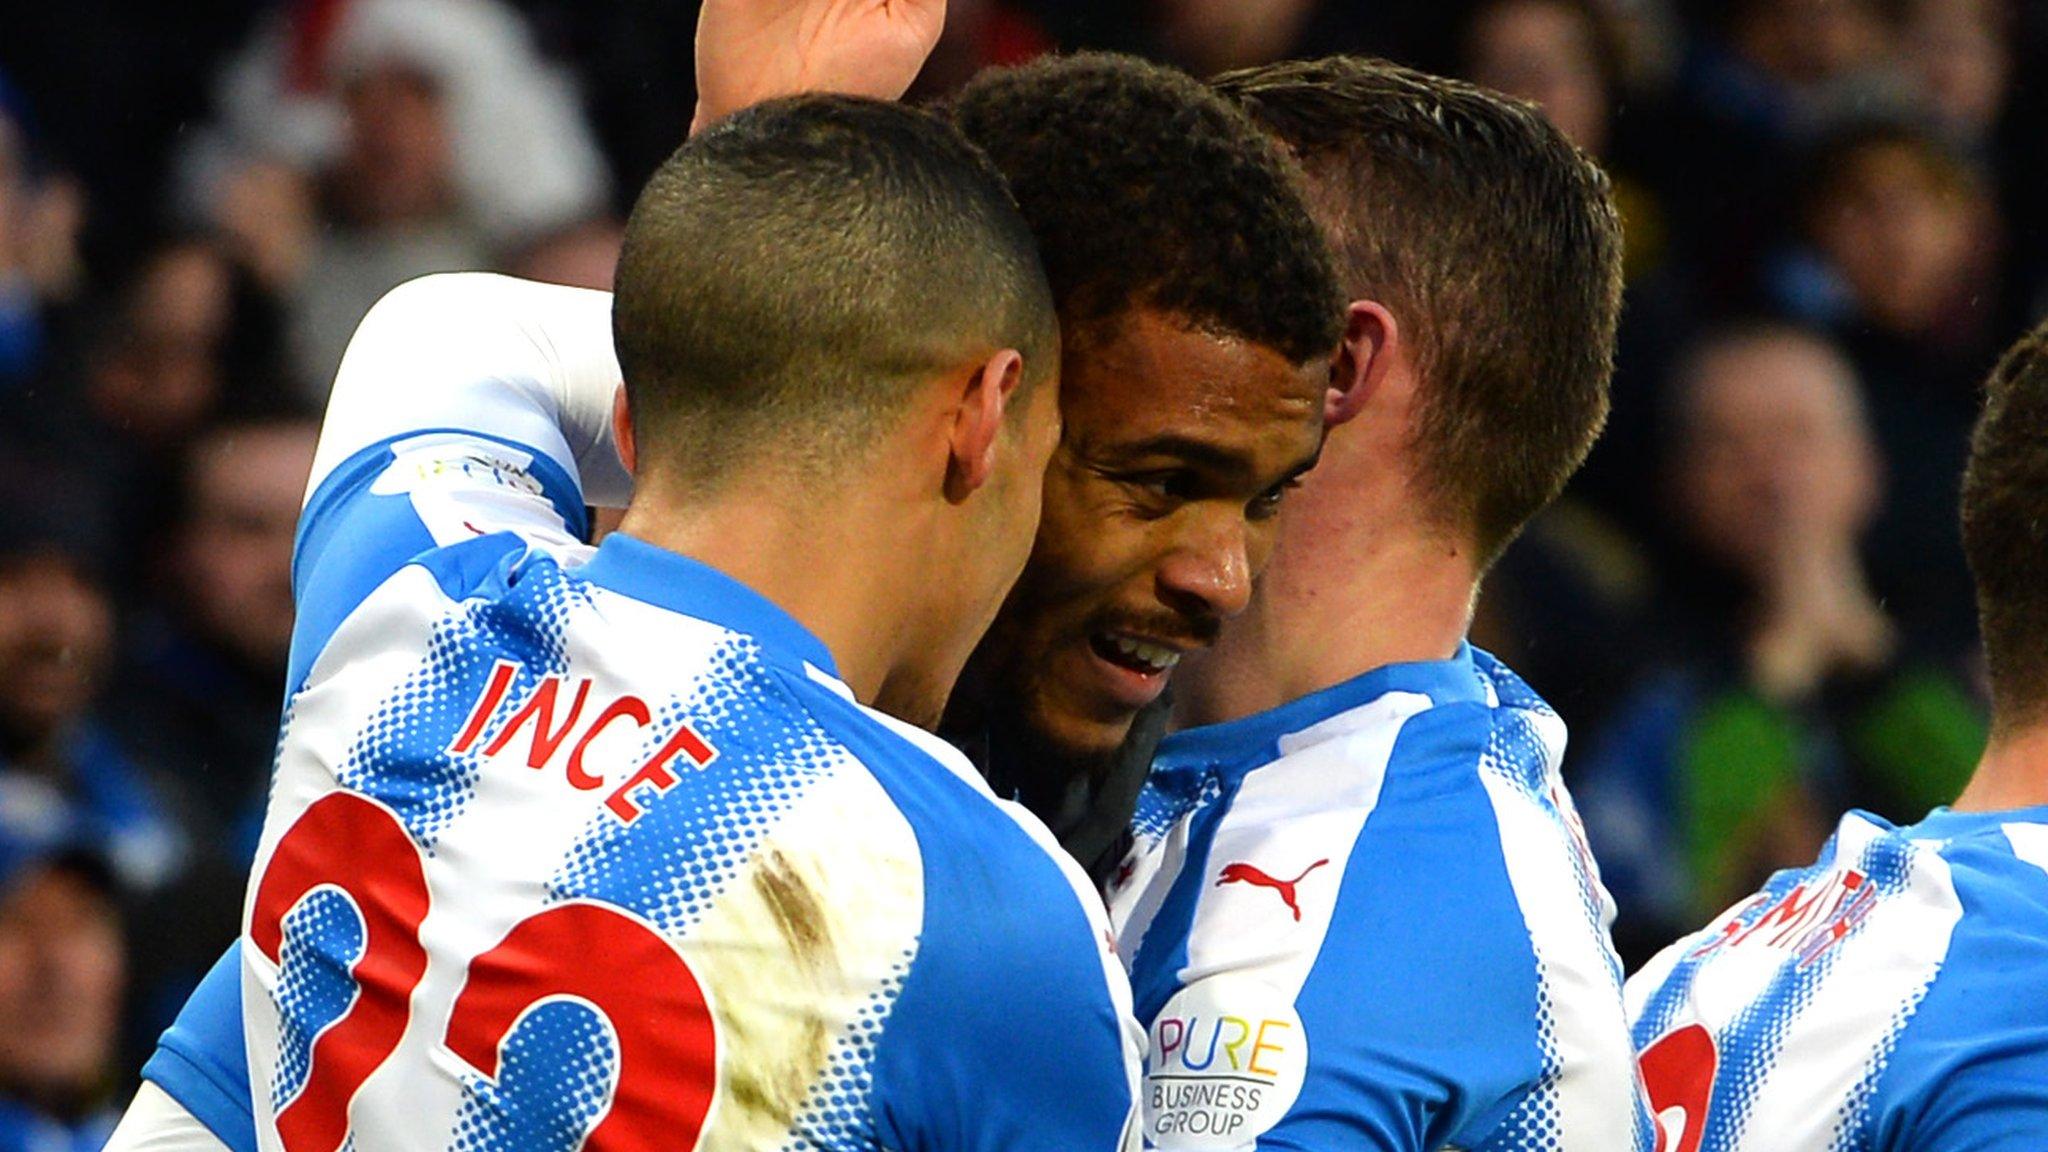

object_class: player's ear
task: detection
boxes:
[945,349,1024,501]
[612,384,638,477]
[1327,300,1399,429]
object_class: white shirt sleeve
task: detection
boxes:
[306,272,631,508]
[101,1083,236,1152]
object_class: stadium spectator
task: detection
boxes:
[1792,123,1997,342]
[8,236,289,575]
[115,419,318,862]
[184,0,610,394]
[82,241,237,454]
[1154,0,1323,75]
[1899,0,2012,152]
[1685,0,1906,138]
[1645,0,1912,300]
[0,492,185,896]
[0,78,84,396]
[1575,324,1985,961]
[0,847,127,1152]
[1461,0,1612,153]
[276,51,486,393]
[1780,121,2001,658]
[1456,0,1671,274]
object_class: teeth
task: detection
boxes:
[1111,636,1182,672]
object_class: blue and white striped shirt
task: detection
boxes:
[130,273,1141,1152]
[1627,804,2048,1151]
[1109,647,1653,1150]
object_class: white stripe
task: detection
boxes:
[1731,844,1958,1150]
[1177,691,1430,997]
[1477,761,1645,1149]
[2002,821,2048,876]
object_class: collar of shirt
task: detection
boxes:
[1910,802,2048,842]
[1152,643,1488,786]
[575,532,841,680]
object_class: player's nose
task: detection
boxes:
[1155,522,1255,623]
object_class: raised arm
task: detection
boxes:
[306,272,627,511]
[691,0,946,132]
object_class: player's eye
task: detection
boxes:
[1247,477,1303,522]
[1124,470,1201,506]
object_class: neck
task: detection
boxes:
[1175,462,1477,727]
[616,471,921,706]
[1952,719,2048,814]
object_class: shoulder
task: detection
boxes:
[807,691,1139,1151]
[305,533,589,671]
[1311,661,1639,1148]
[824,688,1115,953]
[1160,706,1575,1147]
[1871,825,2048,1146]
[1624,816,1989,1150]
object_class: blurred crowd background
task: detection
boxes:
[1,0,2044,1142]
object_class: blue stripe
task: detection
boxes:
[1839,815,2048,1148]
[1291,703,1540,1151]
[809,679,1137,1152]
[1128,775,1241,1027]
[141,947,258,1152]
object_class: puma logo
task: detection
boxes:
[1215,859,1330,921]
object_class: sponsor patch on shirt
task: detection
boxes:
[1144,976,1307,1150]
[371,434,546,500]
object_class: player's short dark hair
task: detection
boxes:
[1960,319,2048,729]
[613,95,1056,485]
[945,53,1343,366]
[1214,57,1623,566]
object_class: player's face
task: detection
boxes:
[969,309,1326,763]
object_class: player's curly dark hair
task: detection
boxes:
[946,53,1343,366]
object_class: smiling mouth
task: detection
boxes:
[1089,632,1183,676]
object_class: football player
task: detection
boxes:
[1106,59,1655,1151]
[1625,318,2048,1151]
[109,95,1140,1152]
[111,8,1352,1152]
